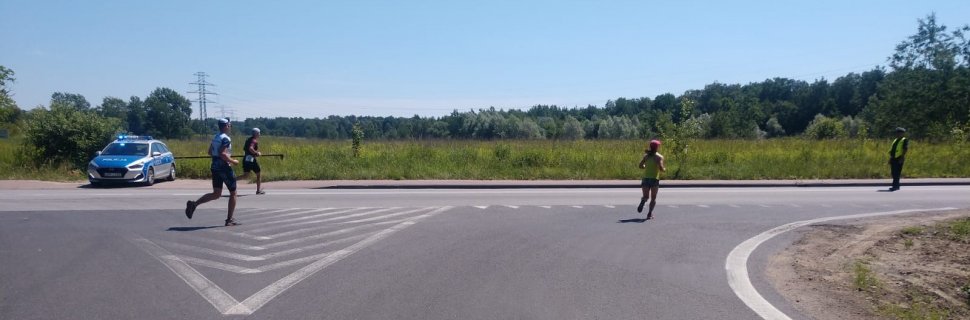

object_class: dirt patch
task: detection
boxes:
[768,209,970,319]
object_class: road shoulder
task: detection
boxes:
[768,209,970,319]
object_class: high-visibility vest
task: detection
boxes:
[890,137,907,159]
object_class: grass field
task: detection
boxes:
[1,136,968,181]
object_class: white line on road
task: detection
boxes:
[505,205,519,209]
[130,238,249,315]
[336,207,436,225]
[474,206,488,209]
[227,206,455,315]
[244,207,398,234]
[260,218,412,248]
[604,205,615,208]
[729,204,741,208]
[697,205,710,208]
[134,206,454,316]
[237,207,336,223]
[539,206,551,209]
[571,206,583,209]
[725,207,956,320]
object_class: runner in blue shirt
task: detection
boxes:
[185,118,241,226]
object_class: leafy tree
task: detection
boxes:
[22,104,121,169]
[143,88,192,138]
[659,98,703,178]
[50,92,91,111]
[804,114,846,139]
[0,66,20,125]
[125,96,148,134]
[865,14,970,139]
[764,116,786,138]
[561,116,584,140]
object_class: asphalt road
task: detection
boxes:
[1,185,968,319]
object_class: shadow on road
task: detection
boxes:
[618,218,648,223]
[167,226,220,232]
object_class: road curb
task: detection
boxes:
[316,180,970,189]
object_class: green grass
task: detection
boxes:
[900,226,924,236]
[945,218,970,242]
[853,259,881,292]
[878,294,950,320]
[1,137,969,181]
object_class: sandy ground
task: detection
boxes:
[768,209,970,319]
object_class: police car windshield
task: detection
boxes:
[101,143,149,156]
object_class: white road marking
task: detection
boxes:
[725,207,956,320]
[135,206,454,315]
[226,206,454,315]
[505,205,519,209]
[788,204,802,208]
[244,207,398,234]
[153,240,267,261]
[155,232,373,263]
[130,238,249,315]
[729,204,741,208]
[539,206,551,209]
[667,205,679,208]
[604,205,615,208]
[181,249,350,274]
[162,186,970,197]
[180,235,267,251]
[237,207,337,223]
[242,207,306,217]
[697,205,710,208]
[240,207,370,227]
[474,206,488,209]
[260,218,413,248]
[336,207,437,225]
[758,204,770,208]
[820,204,832,208]
[571,206,583,208]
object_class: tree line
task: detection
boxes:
[0,14,967,168]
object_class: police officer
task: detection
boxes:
[888,127,909,191]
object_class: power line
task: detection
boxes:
[189,72,218,125]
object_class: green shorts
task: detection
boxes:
[641,178,660,187]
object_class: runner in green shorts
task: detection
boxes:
[637,139,666,219]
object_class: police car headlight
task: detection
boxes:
[128,163,144,169]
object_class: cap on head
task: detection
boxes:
[218,118,231,128]
[648,139,661,151]
[252,128,261,134]
[895,127,906,133]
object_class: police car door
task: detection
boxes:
[150,143,167,177]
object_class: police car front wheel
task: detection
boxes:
[144,167,155,186]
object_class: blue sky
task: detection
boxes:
[2,0,969,119]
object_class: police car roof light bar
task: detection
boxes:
[117,135,153,141]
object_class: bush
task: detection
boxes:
[804,114,847,139]
[22,105,121,169]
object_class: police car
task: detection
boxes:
[87,135,176,186]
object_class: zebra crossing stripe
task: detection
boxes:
[261,218,413,248]
[245,207,399,234]
[238,207,337,224]
[135,206,455,316]
[336,207,438,225]
[131,238,248,314]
